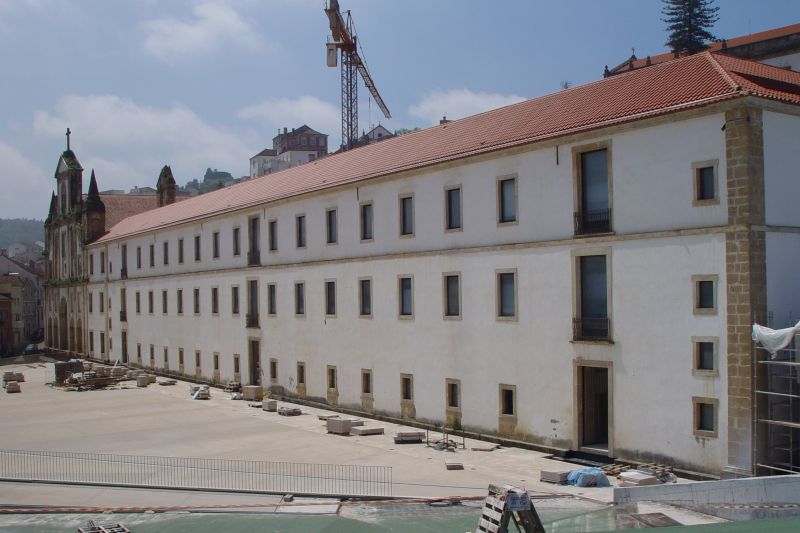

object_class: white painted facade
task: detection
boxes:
[84,105,799,475]
[762,51,800,72]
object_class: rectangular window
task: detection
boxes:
[497,177,517,224]
[89,292,93,313]
[179,349,184,368]
[401,374,413,401]
[268,219,278,251]
[161,290,168,314]
[163,241,169,265]
[693,397,718,437]
[178,238,184,264]
[267,283,277,315]
[400,195,414,236]
[326,208,338,244]
[694,277,716,313]
[296,215,306,248]
[137,343,141,364]
[147,290,153,314]
[195,350,201,371]
[327,366,337,390]
[194,235,201,262]
[576,147,610,234]
[295,282,305,316]
[164,347,169,367]
[232,227,241,256]
[360,203,373,241]
[193,288,200,314]
[694,339,717,372]
[269,359,277,382]
[149,244,154,267]
[214,353,220,371]
[100,251,105,273]
[212,231,220,259]
[90,254,94,275]
[88,331,94,352]
[575,254,609,340]
[445,186,462,230]
[247,280,259,325]
[447,380,460,408]
[121,244,128,272]
[693,161,719,205]
[500,384,516,416]
[177,289,183,315]
[100,332,105,354]
[233,354,240,374]
[135,292,140,314]
[399,276,413,317]
[497,271,517,319]
[361,369,372,395]
[359,278,372,317]
[444,274,460,318]
[325,280,336,316]
[136,246,141,269]
[297,362,305,385]
[211,287,219,314]
[231,286,240,315]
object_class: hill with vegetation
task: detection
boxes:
[0,218,45,249]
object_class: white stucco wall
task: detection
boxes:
[764,111,800,227]
[85,110,737,473]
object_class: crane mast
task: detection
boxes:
[325,0,390,151]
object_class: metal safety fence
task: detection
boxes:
[0,449,392,497]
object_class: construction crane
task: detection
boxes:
[325,0,391,151]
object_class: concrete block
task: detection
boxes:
[540,470,570,484]
[394,431,424,444]
[445,460,464,470]
[5,381,20,393]
[263,400,278,412]
[619,470,660,487]
[351,426,384,436]
[327,418,353,435]
[318,414,340,421]
[136,375,150,387]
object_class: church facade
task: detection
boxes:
[51,52,800,478]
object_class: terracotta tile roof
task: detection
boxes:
[610,22,800,73]
[80,194,188,233]
[93,53,800,246]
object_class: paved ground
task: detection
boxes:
[0,358,627,504]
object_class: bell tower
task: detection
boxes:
[54,128,83,215]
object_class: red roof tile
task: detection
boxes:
[93,53,800,245]
[611,22,800,73]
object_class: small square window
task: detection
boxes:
[500,385,516,416]
[693,275,718,315]
[401,374,413,401]
[693,337,718,374]
[327,366,337,390]
[693,161,719,205]
[447,379,460,409]
[693,397,718,437]
[361,369,372,395]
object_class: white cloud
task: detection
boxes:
[238,95,341,145]
[33,94,257,190]
[142,2,265,62]
[0,140,51,219]
[408,89,527,125]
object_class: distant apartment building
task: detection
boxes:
[250,125,328,178]
[49,52,800,479]
[0,294,12,354]
[0,255,44,344]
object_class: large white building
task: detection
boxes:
[50,52,800,478]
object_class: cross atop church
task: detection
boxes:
[66,128,71,150]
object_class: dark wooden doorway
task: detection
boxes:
[248,339,261,386]
[580,366,609,450]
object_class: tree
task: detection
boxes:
[662,0,719,55]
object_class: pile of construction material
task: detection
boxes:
[189,384,211,400]
[242,385,263,401]
[3,372,23,393]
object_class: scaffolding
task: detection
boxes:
[755,334,800,475]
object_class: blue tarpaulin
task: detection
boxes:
[566,467,611,487]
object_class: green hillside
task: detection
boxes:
[0,218,45,249]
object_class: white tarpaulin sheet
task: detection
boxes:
[752,321,800,356]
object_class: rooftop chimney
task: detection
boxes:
[439,116,450,125]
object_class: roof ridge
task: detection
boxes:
[706,52,742,92]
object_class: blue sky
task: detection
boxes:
[1,0,798,220]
